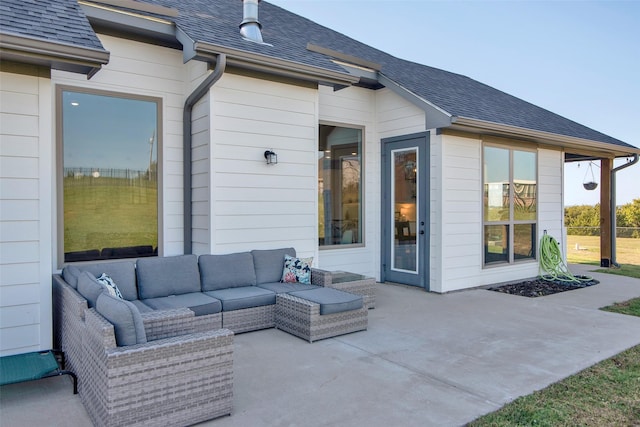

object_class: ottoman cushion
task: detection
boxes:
[289,288,363,315]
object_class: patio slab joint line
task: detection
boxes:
[333,337,504,408]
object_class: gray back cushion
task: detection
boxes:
[96,292,147,346]
[251,248,296,284]
[199,252,256,291]
[136,255,200,299]
[76,271,104,308]
[61,265,82,289]
[80,261,137,301]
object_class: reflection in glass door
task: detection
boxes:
[392,148,418,273]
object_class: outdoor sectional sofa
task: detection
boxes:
[52,247,367,427]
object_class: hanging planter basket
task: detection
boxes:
[582,162,598,191]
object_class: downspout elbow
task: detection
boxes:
[183,54,227,254]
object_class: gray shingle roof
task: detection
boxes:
[154,0,633,150]
[0,0,104,51]
[3,0,634,151]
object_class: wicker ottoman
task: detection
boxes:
[327,271,376,309]
[275,288,368,343]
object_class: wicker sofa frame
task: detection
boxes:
[82,308,233,427]
[52,249,366,426]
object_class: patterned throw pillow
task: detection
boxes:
[97,273,123,299]
[281,255,313,285]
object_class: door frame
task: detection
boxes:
[380,132,430,289]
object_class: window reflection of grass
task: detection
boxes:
[64,177,157,253]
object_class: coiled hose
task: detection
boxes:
[539,233,591,284]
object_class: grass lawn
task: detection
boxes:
[64,178,157,252]
[468,345,640,427]
[469,269,640,427]
[566,235,639,265]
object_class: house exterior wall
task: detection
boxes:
[202,72,318,258]
[433,133,564,292]
[0,63,53,356]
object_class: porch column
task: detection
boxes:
[599,158,612,267]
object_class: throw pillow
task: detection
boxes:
[281,255,313,285]
[96,273,123,299]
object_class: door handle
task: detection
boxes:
[420,230,425,235]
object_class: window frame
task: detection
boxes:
[482,143,538,267]
[55,85,163,267]
[318,122,365,249]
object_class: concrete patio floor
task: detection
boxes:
[2,264,639,427]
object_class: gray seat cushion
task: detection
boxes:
[204,286,276,312]
[142,292,222,316]
[96,292,147,346]
[289,288,363,315]
[199,252,256,291]
[137,255,200,299]
[77,261,137,301]
[257,282,320,294]
[76,271,104,308]
[129,299,154,313]
[251,248,296,284]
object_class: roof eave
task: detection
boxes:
[450,116,640,159]
[0,33,109,78]
[192,41,359,87]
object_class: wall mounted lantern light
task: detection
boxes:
[264,149,277,165]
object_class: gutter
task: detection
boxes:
[183,54,227,254]
[191,41,358,87]
[451,117,640,158]
[610,153,639,266]
[0,32,109,78]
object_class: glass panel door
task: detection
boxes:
[382,132,429,289]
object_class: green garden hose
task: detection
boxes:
[539,233,591,284]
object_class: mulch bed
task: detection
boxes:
[488,276,599,297]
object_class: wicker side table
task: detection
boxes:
[275,293,367,343]
[326,271,376,309]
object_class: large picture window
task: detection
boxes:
[318,125,362,247]
[58,88,160,263]
[483,145,537,265]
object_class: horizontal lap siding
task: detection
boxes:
[207,74,317,257]
[439,135,484,291]
[52,35,189,255]
[0,64,51,355]
[538,148,564,242]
